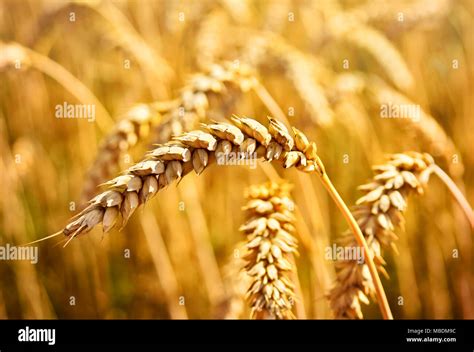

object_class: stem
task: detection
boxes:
[432,164,474,230]
[319,173,394,320]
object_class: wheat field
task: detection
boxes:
[0,0,473,320]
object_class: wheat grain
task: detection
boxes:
[241,181,298,319]
[328,152,435,319]
[81,62,258,201]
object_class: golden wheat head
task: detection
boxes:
[241,181,298,319]
[58,116,323,243]
[328,152,435,319]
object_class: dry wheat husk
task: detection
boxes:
[241,181,298,319]
[59,116,323,240]
[81,62,258,201]
[328,152,435,319]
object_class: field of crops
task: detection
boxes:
[0,0,472,320]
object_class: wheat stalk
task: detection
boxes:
[240,181,298,319]
[328,152,435,319]
[81,62,258,201]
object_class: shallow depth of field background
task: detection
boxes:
[0,0,472,319]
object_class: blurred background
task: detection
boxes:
[0,0,472,319]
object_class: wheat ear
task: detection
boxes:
[240,181,298,319]
[53,115,391,319]
[328,152,435,319]
[81,62,258,201]
[61,116,322,238]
